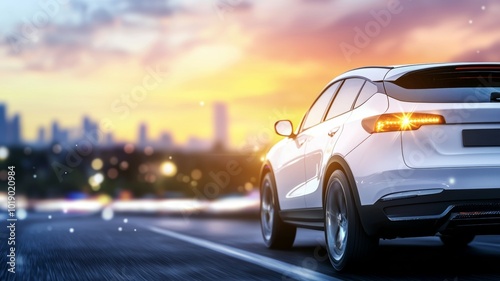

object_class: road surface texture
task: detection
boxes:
[1,212,500,280]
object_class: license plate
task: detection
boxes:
[462,129,500,147]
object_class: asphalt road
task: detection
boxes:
[1,212,500,281]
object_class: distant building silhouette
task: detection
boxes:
[51,121,68,144]
[138,122,148,148]
[59,130,69,144]
[186,136,212,152]
[158,131,173,150]
[37,127,46,146]
[0,104,22,146]
[83,116,98,137]
[0,104,7,145]
[213,102,229,149]
[51,121,60,143]
[7,114,21,145]
[81,115,101,145]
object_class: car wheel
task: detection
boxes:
[260,172,296,249]
[440,233,475,248]
[325,170,378,271]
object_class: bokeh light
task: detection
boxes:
[0,146,9,160]
[91,158,103,170]
[124,143,135,154]
[17,209,27,220]
[89,173,104,191]
[119,161,129,170]
[107,168,118,179]
[244,182,254,192]
[138,164,149,174]
[101,206,114,221]
[109,157,119,165]
[144,146,154,156]
[52,144,62,154]
[97,194,112,205]
[146,174,157,183]
[191,169,202,180]
[160,161,177,177]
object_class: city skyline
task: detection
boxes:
[0,101,232,150]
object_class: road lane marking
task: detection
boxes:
[475,242,500,250]
[149,226,342,281]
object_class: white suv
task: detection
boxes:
[260,63,500,271]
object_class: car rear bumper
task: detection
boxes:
[354,166,500,205]
[359,189,500,238]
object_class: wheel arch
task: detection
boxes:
[322,156,364,226]
[259,161,283,211]
[260,161,274,190]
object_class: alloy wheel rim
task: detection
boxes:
[326,181,348,261]
[261,181,274,241]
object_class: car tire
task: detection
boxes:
[324,170,378,271]
[440,233,475,248]
[260,172,297,249]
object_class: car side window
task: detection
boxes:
[325,78,364,120]
[354,81,378,108]
[301,81,342,131]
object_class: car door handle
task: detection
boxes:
[328,127,339,137]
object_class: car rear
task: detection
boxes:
[354,64,500,238]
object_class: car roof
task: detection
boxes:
[331,62,500,83]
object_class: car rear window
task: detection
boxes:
[385,66,500,103]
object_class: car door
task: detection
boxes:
[304,78,366,208]
[274,83,339,210]
[272,133,309,210]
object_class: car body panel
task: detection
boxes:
[303,113,350,208]
[266,136,307,210]
[383,100,500,168]
[304,93,390,208]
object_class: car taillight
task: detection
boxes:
[362,113,445,133]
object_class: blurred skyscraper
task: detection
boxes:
[213,102,229,149]
[158,131,173,150]
[0,104,7,145]
[0,104,22,146]
[38,127,46,146]
[83,116,98,137]
[81,115,101,145]
[51,121,69,144]
[138,122,148,148]
[52,121,60,143]
[7,114,21,145]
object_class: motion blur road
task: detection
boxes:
[1,212,500,281]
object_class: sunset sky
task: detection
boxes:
[0,0,498,148]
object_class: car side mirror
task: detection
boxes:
[274,120,294,137]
